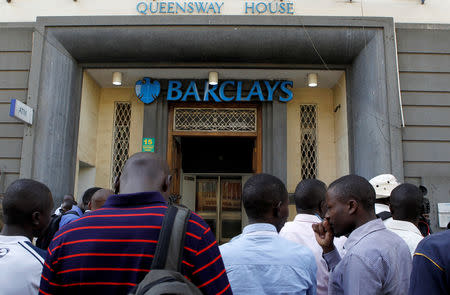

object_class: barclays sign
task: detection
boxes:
[135,78,293,103]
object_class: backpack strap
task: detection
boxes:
[151,205,191,272]
[63,210,80,216]
[377,211,392,221]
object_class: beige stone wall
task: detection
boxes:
[94,88,144,189]
[2,0,449,23]
[74,72,100,200]
[332,74,350,178]
[77,72,101,166]
[287,87,337,193]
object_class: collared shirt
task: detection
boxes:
[39,192,231,295]
[409,229,449,295]
[323,219,411,295]
[0,235,46,295]
[54,206,63,215]
[384,219,423,256]
[58,205,83,228]
[220,223,317,295]
[280,214,346,295]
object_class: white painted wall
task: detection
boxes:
[0,0,449,23]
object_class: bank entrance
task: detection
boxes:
[167,104,261,243]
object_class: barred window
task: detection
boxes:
[111,102,132,186]
[300,104,318,179]
[174,108,257,132]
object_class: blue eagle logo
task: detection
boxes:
[135,77,161,104]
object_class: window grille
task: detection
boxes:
[174,108,257,132]
[300,104,318,179]
[111,102,132,186]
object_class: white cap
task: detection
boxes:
[369,174,400,199]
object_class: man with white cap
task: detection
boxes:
[369,174,400,222]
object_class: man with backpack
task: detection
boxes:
[35,202,80,251]
[39,153,232,295]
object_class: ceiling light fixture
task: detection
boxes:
[209,71,218,85]
[308,73,318,87]
[112,72,122,86]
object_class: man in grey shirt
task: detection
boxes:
[313,175,412,295]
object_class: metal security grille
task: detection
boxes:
[300,104,318,179]
[174,108,257,132]
[111,102,132,186]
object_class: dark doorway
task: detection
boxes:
[181,137,254,173]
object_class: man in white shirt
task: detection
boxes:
[280,179,345,295]
[369,174,400,222]
[0,179,53,295]
[386,183,424,255]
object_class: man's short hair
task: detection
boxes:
[82,187,102,206]
[243,173,287,219]
[390,183,424,222]
[2,179,52,225]
[294,179,327,211]
[328,175,375,211]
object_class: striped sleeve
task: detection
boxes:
[39,238,61,294]
[190,222,232,295]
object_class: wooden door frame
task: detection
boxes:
[166,102,262,195]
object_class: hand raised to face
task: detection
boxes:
[312,219,336,254]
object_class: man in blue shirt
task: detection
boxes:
[59,188,101,228]
[409,229,449,295]
[220,173,317,294]
[313,175,411,295]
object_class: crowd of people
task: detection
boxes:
[0,152,448,295]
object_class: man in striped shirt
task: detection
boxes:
[39,153,232,295]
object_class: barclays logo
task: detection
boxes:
[135,77,293,104]
[135,77,161,104]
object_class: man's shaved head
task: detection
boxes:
[117,153,171,198]
[243,173,289,232]
[294,179,327,213]
[328,175,376,212]
[3,179,53,225]
[390,183,423,224]
[325,175,377,237]
[81,187,101,209]
[2,179,53,239]
[89,189,113,211]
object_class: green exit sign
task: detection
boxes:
[142,138,155,152]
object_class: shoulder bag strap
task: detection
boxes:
[151,205,191,272]
[376,211,392,221]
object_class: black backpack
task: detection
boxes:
[129,205,202,295]
[36,210,79,250]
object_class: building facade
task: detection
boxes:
[0,0,449,234]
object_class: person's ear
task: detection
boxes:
[319,200,326,218]
[273,201,282,218]
[162,175,172,193]
[31,211,41,228]
[348,199,358,215]
[88,200,92,211]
